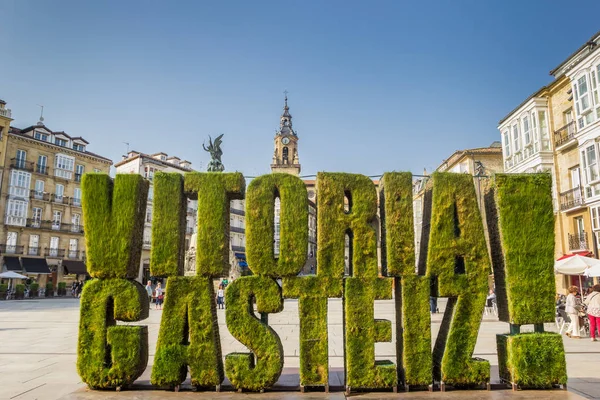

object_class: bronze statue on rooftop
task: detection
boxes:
[203,134,225,172]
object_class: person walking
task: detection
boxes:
[145,281,153,305]
[217,285,225,310]
[584,284,600,342]
[155,282,164,310]
[72,281,79,298]
[565,285,582,339]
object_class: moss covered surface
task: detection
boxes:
[399,275,432,386]
[246,173,308,277]
[493,174,555,324]
[497,333,567,388]
[150,172,186,277]
[317,172,378,279]
[82,174,148,279]
[225,276,283,391]
[77,279,149,388]
[344,277,396,389]
[426,173,490,386]
[380,172,415,277]
[283,276,343,386]
[184,172,245,277]
[151,276,223,387]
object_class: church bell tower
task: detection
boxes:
[270,94,301,175]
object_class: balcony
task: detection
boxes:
[36,164,49,175]
[554,121,577,148]
[10,158,34,172]
[27,246,40,256]
[0,244,24,254]
[560,187,584,211]
[54,169,72,180]
[67,250,79,259]
[71,198,82,207]
[26,218,42,228]
[0,108,12,118]
[25,219,84,234]
[231,245,246,252]
[52,194,68,204]
[45,248,65,258]
[5,215,26,226]
[568,232,589,251]
[30,190,50,201]
[230,226,245,234]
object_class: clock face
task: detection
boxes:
[282,137,290,145]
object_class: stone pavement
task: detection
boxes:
[0,297,598,400]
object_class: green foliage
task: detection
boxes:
[426,172,490,386]
[77,279,149,389]
[246,173,308,277]
[45,282,54,297]
[46,282,53,290]
[15,284,25,294]
[225,276,283,391]
[29,283,39,297]
[399,275,432,386]
[497,333,567,388]
[344,277,396,389]
[0,283,7,294]
[492,174,555,324]
[152,276,223,387]
[58,282,66,289]
[380,172,415,276]
[283,276,342,386]
[317,172,378,279]
[82,174,149,279]
[58,282,67,296]
[184,172,245,277]
[151,172,186,277]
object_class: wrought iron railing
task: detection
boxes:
[568,232,588,251]
[559,186,584,211]
[10,158,34,172]
[554,121,577,147]
[0,244,24,254]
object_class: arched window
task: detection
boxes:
[282,146,289,162]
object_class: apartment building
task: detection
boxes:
[0,113,111,287]
[498,30,600,292]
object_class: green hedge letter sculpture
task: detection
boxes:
[152,172,244,389]
[426,172,490,388]
[225,276,284,391]
[488,174,567,389]
[380,172,432,388]
[78,174,149,389]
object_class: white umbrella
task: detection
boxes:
[584,264,600,278]
[0,271,27,279]
[554,255,600,275]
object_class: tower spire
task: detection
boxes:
[279,91,294,134]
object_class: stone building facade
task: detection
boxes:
[0,108,112,289]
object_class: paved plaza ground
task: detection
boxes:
[0,297,599,400]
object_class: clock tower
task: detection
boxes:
[271,94,301,175]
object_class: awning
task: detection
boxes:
[235,253,246,259]
[63,260,88,276]
[3,256,22,271]
[239,261,248,268]
[22,257,51,274]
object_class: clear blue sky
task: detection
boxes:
[2,1,599,177]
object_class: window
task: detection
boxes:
[282,146,289,161]
[503,131,510,157]
[148,187,154,202]
[5,200,27,226]
[50,236,59,257]
[69,239,78,258]
[52,210,62,230]
[28,235,39,255]
[583,144,599,184]
[55,138,67,147]
[539,110,549,150]
[512,125,520,152]
[73,144,85,152]
[6,232,17,254]
[34,131,49,142]
[37,155,48,174]
[75,165,84,182]
[146,208,152,223]
[575,75,592,128]
[72,213,81,232]
[32,207,42,227]
[94,168,101,173]
[55,184,64,203]
[592,206,600,231]
[73,188,81,206]
[9,170,31,198]
[54,154,75,179]
[15,149,27,169]
[523,115,530,145]
[34,180,44,199]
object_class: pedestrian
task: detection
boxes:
[217,285,225,309]
[145,280,153,305]
[76,281,83,298]
[565,285,582,339]
[155,282,164,310]
[584,284,600,342]
[429,296,437,313]
[72,281,79,298]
